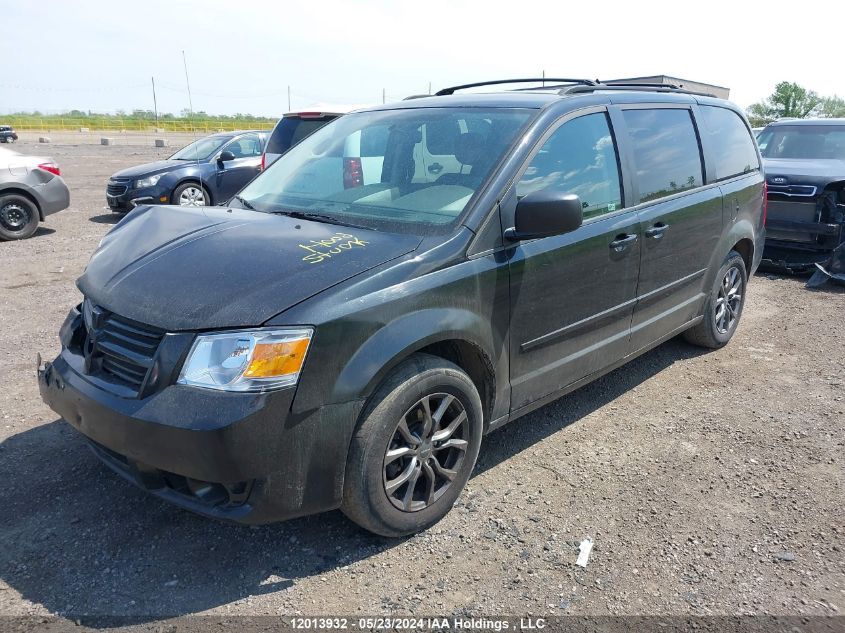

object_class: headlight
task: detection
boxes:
[177,328,313,392]
[135,174,162,188]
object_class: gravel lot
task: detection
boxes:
[0,140,843,623]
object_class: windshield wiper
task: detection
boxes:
[231,195,256,210]
[272,209,369,230]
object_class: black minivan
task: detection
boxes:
[39,79,765,536]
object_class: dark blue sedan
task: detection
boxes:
[105,130,267,212]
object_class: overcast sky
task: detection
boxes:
[2,0,842,117]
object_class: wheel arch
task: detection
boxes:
[171,178,213,205]
[0,186,44,220]
[329,308,498,430]
[731,236,754,273]
[716,218,757,282]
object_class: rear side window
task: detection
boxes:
[517,112,623,220]
[622,109,703,203]
[266,116,335,155]
[699,106,759,180]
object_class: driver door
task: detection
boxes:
[214,133,263,202]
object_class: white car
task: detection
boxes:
[0,147,69,240]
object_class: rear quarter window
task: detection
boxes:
[699,106,760,180]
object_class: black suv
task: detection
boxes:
[0,125,18,143]
[757,119,845,277]
[39,79,765,536]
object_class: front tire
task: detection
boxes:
[0,194,39,241]
[684,250,747,349]
[342,354,483,537]
[171,182,209,207]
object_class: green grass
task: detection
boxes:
[5,112,276,132]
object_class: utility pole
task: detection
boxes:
[382,88,386,104]
[428,81,432,95]
[542,69,545,87]
[287,86,291,111]
[182,51,194,117]
[151,76,158,127]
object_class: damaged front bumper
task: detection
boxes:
[807,242,845,287]
[761,190,845,283]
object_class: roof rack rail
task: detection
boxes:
[562,83,717,98]
[435,78,597,96]
[510,82,598,92]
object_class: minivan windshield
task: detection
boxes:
[757,125,845,160]
[170,135,232,161]
[235,108,533,234]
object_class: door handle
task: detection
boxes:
[609,233,638,251]
[428,162,443,174]
[645,222,668,239]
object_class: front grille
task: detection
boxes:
[107,181,129,196]
[85,306,164,392]
[767,184,817,197]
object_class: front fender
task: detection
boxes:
[170,166,214,203]
[331,308,495,405]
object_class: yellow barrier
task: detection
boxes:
[6,118,276,132]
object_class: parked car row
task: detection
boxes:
[105,105,361,214]
[39,79,766,536]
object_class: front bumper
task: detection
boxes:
[762,195,845,272]
[761,240,837,273]
[38,344,363,524]
[106,183,169,212]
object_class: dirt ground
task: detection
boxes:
[0,140,843,623]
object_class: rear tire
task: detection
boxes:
[684,250,747,349]
[342,354,483,537]
[0,193,39,241]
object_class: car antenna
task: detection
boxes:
[182,50,205,202]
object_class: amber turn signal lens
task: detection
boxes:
[244,337,310,378]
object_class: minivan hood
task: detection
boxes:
[78,206,421,331]
[110,160,186,180]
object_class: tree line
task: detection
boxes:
[6,109,276,124]
[747,82,845,127]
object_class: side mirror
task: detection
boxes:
[504,191,583,241]
[218,150,236,163]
